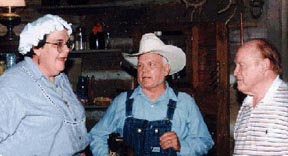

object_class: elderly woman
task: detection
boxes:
[0,14,88,155]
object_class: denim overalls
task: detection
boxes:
[123,90,178,156]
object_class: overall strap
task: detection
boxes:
[125,90,134,117]
[166,90,178,120]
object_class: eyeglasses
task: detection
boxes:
[45,40,74,53]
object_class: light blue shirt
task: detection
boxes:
[89,84,214,156]
[0,57,89,156]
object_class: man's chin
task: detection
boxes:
[56,67,65,74]
[237,86,248,94]
[237,85,244,91]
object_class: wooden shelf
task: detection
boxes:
[40,3,142,9]
[84,104,109,110]
[70,49,122,54]
[39,0,167,10]
[38,1,150,15]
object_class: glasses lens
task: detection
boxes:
[67,40,74,50]
[55,42,63,53]
[56,41,74,53]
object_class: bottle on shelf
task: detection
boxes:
[76,76,89,104]
[75,26,87,51]
[105,32,111,49]
[69,29,75,51]
[88,75,95,104]
[6,53,16,69]
[89,22,105,49]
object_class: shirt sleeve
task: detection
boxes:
[177,94,214,155]
[0,90,25,144]
[89,93,126,156]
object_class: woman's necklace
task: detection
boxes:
[21,65,85,125]
[21,66,69,112]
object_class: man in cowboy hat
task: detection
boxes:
[89,33,214,156]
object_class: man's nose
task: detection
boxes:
[233,66,239,76]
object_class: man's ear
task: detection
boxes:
[163,64,171,76]
[262,58,271,72]
[261,58,272,73]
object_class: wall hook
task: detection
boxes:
[249,0,264,19]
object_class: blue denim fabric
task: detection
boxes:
[123,90,177,156]
[123,118,177,156]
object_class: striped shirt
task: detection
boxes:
[233,76,288,156]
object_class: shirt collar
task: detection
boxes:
[245,75,281,106]
[261,75,282,103]
[23,56,64,82]
[24,57,44,80]
[130,82,178,102]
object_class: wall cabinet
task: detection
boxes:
[191,22,229,156]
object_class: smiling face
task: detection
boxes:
[233,44,266,95]
[33,29,70,81]
[137,53,170,91]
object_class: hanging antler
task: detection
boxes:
[224,7,237,25]
[182,0,207,9]
[181,0,207,21]
[218,0,235,14]
[217,0,242,25]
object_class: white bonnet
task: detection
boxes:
[18,14,72,55]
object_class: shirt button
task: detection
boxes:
[74,118,77,121]
[138,128,142,133]
[79,136,82,140]
[64,101,69,107]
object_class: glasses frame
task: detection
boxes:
[45,40,74,53]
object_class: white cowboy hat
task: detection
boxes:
[122,33,186,75]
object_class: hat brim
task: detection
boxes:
[122,45,186,75]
